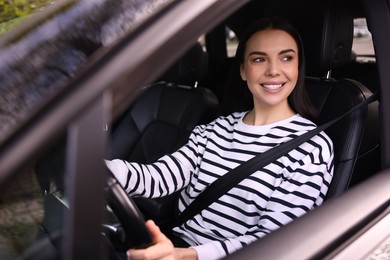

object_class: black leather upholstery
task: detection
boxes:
[306,77,379,199]
[108,43,219,224]
[318,2,354,74]
[303,4,380,199]
[159,43,208,87]
[109,42,218,163]
[109,83,219,163]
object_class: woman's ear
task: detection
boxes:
[240,64,247,81]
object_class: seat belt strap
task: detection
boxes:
[170,92,379,229]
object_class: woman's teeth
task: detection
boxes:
[262,84,283,90]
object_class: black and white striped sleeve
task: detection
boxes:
[105,124,209,198]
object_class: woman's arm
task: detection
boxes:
[105,126,206,198]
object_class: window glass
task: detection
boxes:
[352,18,375,63]
[0,0,174,258]
[0,165,48,258]
[0,0,172,145]
[0,0,56,35]
[0,134,68,259]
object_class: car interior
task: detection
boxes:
[103,0,381,230]
[0,0,386,259]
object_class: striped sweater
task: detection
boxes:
[105,112,334,260]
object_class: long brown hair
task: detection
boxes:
[221,17,317,121]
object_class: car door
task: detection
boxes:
[0,0,249,259]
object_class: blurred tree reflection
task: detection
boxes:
[0,0,55,33]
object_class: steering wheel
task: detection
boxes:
[105,172,153,249]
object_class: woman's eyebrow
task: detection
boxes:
[249,49,296,56]
[279,49,296,55]
[249,51,266,56]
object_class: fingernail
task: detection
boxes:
[126,251,131,259]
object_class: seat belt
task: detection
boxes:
[169,92,379,229]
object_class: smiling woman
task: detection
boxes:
[239,29,299,125]
[223,17,315,122]
[105,16,334,260]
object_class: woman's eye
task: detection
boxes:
[253,57,264,62]
[281,55,293,62]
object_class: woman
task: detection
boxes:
[106,17,334,260]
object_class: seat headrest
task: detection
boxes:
[297,2,354,76]
[160,42,208,87]
[319,5,354,74]
[262,0,354,76]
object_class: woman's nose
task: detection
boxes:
[266,60,280,76]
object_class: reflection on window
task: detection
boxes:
[0,166,44,259]
[0,139,67,259]
[0,0,56,34]
[198,34,206,52]
[226,27,238,57]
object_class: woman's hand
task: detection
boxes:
[127,220,197,260]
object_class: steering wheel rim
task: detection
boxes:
[105,173,153,249]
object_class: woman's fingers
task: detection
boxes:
[127,220,175,260]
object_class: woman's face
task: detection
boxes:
[240,29,299,112]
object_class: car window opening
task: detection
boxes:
[353,18,375,63]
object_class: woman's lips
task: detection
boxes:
[261,83,285,90]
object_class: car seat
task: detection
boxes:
[108,42,219,224]
[108,42,219,163]
[297,2,380,199]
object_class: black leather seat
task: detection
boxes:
[300,4,380,199]
[109,43,219,163]
[108,43,219,224]
[109,83,219,163]
[306,78,378,199]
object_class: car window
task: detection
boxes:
[0,0,57,35]
[0,135,67,259]
[352,18,375,63]
[0,0,172,145]
[0,0,175,258]
[0,165,45,259]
